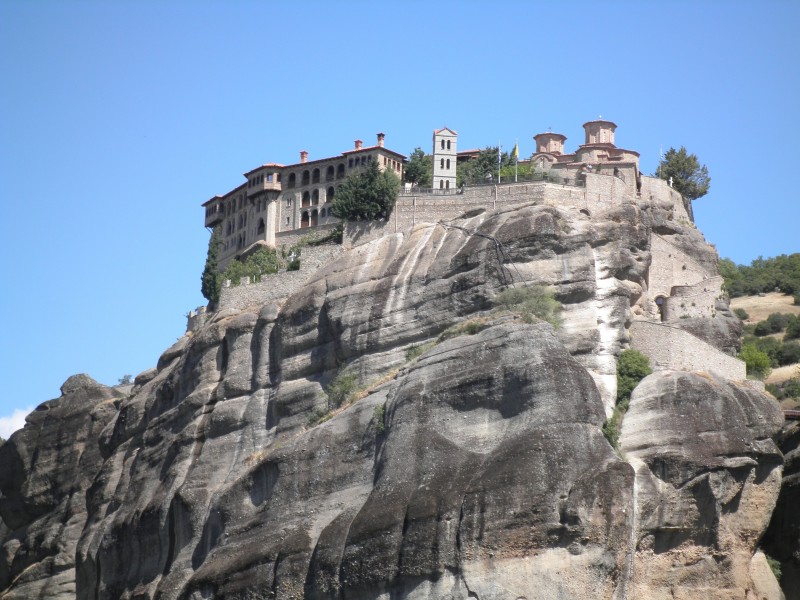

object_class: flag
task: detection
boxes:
[511,143,519,160]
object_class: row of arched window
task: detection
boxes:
[298,187,335,207]
[440,139,452,150]
[287,165,346,188]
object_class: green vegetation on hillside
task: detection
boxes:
[740,344,772,380]
[719,254,800,301]
[494,285,562,327]
[332,161,400,221]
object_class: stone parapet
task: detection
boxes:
[630,319,746,381]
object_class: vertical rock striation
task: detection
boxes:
[0,197,787,599]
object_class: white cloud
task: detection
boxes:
[0,407,33,440]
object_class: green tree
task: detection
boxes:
[117,374,132,385]
[617,349,653,403]
[603,349,652,450]
[786,317,800,341]
[740,343,772,379]
[655,146,710,201]
[332,161,401,221]
[457,146,514,186]
[222,246,281,285]
[404,147,432,187]
[201,225,222,307]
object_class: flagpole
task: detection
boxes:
[498,143,501,184]
[515,138,518,182]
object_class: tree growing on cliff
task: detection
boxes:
[201,225,222,307]
[332,161,400,221]
[655,146,710,201]
[404,147,432,187]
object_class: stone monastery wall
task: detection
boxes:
[216,244,343,312]
[661,276,724,320]
[345,174,639,249]
[630,320,746,381]
[648,234,715,300]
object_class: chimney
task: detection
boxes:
[300,150,308,163]
[377,132,385,147]
[354,139,363,150]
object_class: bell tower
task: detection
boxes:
[432,127,457,190]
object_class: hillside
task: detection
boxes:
[0,179,795,599]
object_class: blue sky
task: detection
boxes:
[1,0,798,436]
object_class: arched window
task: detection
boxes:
[301,211,310,228]
[302,191,311,207]
[312,168,320,183]
[440,158,444,169]
[440,180,444,189]
[288,173,296,188]
[447,140,451,150]
[311,209,318,227]
[312,189,320,205]
[257,219,265,235]
[302,170,310,186]
[446,159,450,169]
[446,180,450,189]
[327,186,335,202]
[336,164,345,179]
[441,139,445,149]
[326,165,335,181]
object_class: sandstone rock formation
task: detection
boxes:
[0,375,121,599]
[0,196,788,599]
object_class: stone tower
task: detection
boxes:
[582,119,617,146]
[432,127,457,190]
[533,132,567,155]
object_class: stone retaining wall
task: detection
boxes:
[217,244,343,312]
[630,319,745,381]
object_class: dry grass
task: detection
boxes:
[731,292,800,324]
[765,364,800,385]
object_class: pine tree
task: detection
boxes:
[655,146,710,201]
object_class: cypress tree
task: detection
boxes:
[201,225,222,307]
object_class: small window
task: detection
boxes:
[439,180,444,189]
[446,180,450,189]
[267,174,273,182]
[440,158,444,169]
[447,140,451,150]
[446,159,450,169]
[348,158,353,168]
[441,139,445,149]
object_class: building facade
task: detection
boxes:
[203,133,405,270]
[530,119,642,194]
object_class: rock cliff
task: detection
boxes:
[0,194,789,599]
